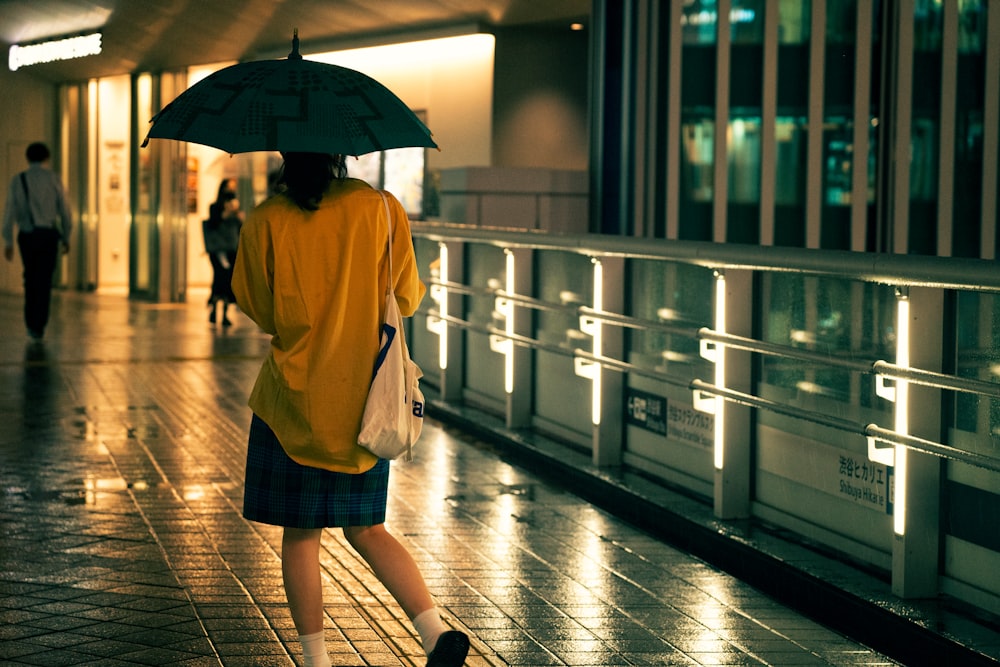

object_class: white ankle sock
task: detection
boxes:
[412,608,449,652]
[298,630,331,667]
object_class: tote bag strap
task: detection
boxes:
[378,190,393,302]
[376,190,413,363]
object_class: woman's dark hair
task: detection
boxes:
[215,178,236,202]
[278,153,347,211]
[209,179,237,222]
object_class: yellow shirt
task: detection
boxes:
[232,179,426,473]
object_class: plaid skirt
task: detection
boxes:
[242,414,389,529]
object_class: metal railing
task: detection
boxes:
[410,220,1000,607]
[411,221,1000,469]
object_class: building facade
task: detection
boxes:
[595,0,998,259]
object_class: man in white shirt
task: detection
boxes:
[2,142,73,341]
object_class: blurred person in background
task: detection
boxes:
[202,177,243,326]
[2,142,72,341]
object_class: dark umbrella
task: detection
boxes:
[141,32,437,156]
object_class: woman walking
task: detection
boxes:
[232,152,469,667]
[203,178,242,326]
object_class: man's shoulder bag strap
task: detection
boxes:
[19,172,36,231]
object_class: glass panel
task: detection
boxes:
[775,1,811,246]
[680,0,719,242]
[533,251,593,443]
[628,260,714,376]
[625,260,716,489]
[727,117,761,243]
[679,118,714,241]
[760,274,896,432]
[464,244,508,412]
[778,0,811,44]
[774,117,808,246]
[958,0,987,52]
[821,118,853,249]
[682,1,720,45]
[409,236,443,384]
[131,73,156,297]
[909,0,943,255]
[914,0,944,50]
[731,0,765,44]
[821,1,856,251]
[953,292,1000,444]
[827,0,858,43]
[952,0,987,257]
[681,0,765,44]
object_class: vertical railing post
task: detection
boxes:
[891,286,943,597]
[714,269,753,519]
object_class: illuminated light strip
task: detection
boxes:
[893,296,910,536]
[694,272,726,467]
[591,259,603,425]
[503,250,515,394]
[9,32,102,72]
[713,272,726,470]
[573,258,603,425]
[425,245,449,367]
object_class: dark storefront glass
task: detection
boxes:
[908,0,943,255]
[821,0,858,250]
[775,1,810,247]
[952,0,987,258]
[679,0,718,241]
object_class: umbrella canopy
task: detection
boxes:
[142,33,437,156]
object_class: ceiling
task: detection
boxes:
[0,0,590,83]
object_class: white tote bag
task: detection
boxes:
[357,193,424,461]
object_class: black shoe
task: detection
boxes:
[426,630,469,666]
[28,328,43,340]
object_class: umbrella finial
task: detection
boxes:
[288,28,302,60]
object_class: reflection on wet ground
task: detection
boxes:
[0,291,908,665]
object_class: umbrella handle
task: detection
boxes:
[288,29,302,60]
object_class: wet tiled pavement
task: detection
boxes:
[0,290,991,666]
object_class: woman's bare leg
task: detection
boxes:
[343,524,434,619]
[282,527,325,634]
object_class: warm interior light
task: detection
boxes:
[311,33,495,76]
[9,32,102,71]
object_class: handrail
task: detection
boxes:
[696,330,1000,399]
[863,425,1000,473]
[425,310,693,388]
[579,306,703,336]
[421,298,1000,473]
[872,360,1000,399]
[427,277,705,335]
[689,379,867,434]
[698,328,876,374]
[413,221,1000,293]
[412,223,1000,475]
[692,380,1000,473]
